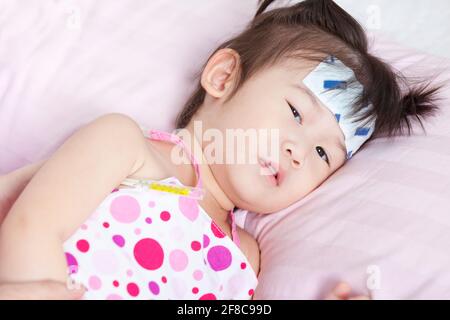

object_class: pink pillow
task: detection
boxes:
[0,0,257,173]
[242,34,450,299]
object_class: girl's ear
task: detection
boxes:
[201,48,240,99]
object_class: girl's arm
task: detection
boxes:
[0,160,46,225]
[0,113,148,284]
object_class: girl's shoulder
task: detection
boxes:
[127,139,172,182]
[129,126,198,188]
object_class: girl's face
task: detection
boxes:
[196,50,348,214]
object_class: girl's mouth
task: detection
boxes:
[258,158,283,186]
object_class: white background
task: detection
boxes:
[335,0,450,58]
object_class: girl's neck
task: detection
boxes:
[148,123,235,228]
[178,122,236,227]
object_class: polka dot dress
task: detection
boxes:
[62,129,258,300]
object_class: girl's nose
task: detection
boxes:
[283,145,302,169]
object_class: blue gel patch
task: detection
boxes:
[355,127,370,136]
[323,80,347,90]
[335,113,341,122]
[325,56,336,64]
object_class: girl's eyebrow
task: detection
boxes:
[291,83,321,108]
[290,83,347,160]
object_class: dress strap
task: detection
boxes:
[146,129,202,190]
[230,209,241,248]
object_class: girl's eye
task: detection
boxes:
[287,101,330,165]
[316,146,330,165]
[287,101,302,124]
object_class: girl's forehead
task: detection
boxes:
[280,57,322,75]
[259,59,322,85]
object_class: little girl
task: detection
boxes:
[0,0,441,300]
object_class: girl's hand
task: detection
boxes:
[325,282,371,300]
[0,280,86,300]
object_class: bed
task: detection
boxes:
[1,0,449,299]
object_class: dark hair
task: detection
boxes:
[176,0,443,143]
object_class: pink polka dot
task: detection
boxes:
[148,201,155,208]
[148,281,160,295]
[179,196,199,221]
[203,234,210,248]
[88,276,102,290]
[211,222,225,238]
[207,245,232,271]
[103,222,110,228]
[160,211,171,221]
[193,270,203,281]
[169,249,188,272]
[127,283,139,297]
[113,280,119,287]
[192,287,199,294]
[112,235,125,247]
[249,289,254,296]
[65,252,78,274]
[161,276,167,283]
[199,293,216,300]
[76,240,89,253]
[145,217,152,224]
[110,195,141,223]
[241,262,247,269]
[107,294,123,300]
[133,238,164,270]
[191,241,201,251]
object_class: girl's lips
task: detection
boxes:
[276,166,284,185]
[264,172,278,187]
[259,158,283,186]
